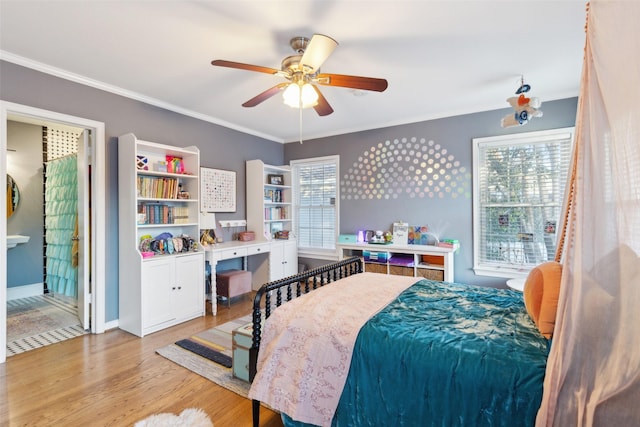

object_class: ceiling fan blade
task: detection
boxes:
[316,73,388,92]
[211,59,280,75]
[312,86,334,116]
[242,83,289,107]
[300,34,338,72]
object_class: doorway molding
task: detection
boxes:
[1,101,106,363]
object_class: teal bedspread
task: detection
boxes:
[283,279,549,427]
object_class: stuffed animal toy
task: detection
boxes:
[501,82,543,127]
[200,229,216,246]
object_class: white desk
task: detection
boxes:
[204,241,271,315]
[337,242,456,282]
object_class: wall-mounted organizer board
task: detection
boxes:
[200,166,236,212]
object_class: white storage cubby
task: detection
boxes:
[337,242,456,282]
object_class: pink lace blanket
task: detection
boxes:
[248,272,417,426]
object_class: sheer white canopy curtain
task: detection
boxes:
[536,1,640,425]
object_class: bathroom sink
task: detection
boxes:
[7,234,30,249]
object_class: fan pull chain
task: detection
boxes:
[299,93,304,144]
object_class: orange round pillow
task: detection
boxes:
[523,261,562,339]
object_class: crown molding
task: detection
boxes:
[0,51,283,143]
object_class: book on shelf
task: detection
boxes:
[264,206,287,220]
[173,206,190,224]
[138,204,190,224]
[263,189,283,203]
[137,176,180,199]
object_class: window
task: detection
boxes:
[472,128,574,278]
[291,156,339,259]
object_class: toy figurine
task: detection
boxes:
[501,80,543,128]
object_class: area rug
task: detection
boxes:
[156,314,253,399]
[134,408,213,427]
[6,294,87,356]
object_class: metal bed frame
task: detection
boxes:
[249,256,364,427]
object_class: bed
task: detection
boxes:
[246,256,551,427]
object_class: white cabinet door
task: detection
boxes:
[268,243,283,281]
[282,240,298,278]
[269,240,298,281]
[174,253,204,319]
[142,258,175,329]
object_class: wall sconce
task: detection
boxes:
[282,82,319,109]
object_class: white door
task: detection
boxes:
[76,131,90,329]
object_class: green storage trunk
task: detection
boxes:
[232,323,253,382]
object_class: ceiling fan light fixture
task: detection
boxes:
[282,82,318,109]
[211,33,387,116]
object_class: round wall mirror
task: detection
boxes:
[7,174,20,217]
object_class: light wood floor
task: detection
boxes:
[0,295,284,427]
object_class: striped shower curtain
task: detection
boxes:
[45,154,78,298]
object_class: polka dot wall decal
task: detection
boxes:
[340,137,471,200]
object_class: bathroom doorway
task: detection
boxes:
[6,122,86,355]
[1,101,106,363]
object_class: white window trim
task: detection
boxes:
[291,155,340,260]
[472,127,575,279]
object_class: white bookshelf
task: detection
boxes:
[246,159,293,241]
[246,159,298,281]
[118,133,204,337]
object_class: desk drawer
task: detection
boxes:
[248,244,270,256]
[220,247,248,260]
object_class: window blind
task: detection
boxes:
[473,128,574,276]
[292,157,338,252]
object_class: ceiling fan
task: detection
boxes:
[211,34,388,116]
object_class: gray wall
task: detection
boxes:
[1,58,578,320]
[6,121,44,288]
[1,60,284,322]
[285,97,578,287]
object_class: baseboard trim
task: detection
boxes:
[104,319,119,331]
[7,283,44,300]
